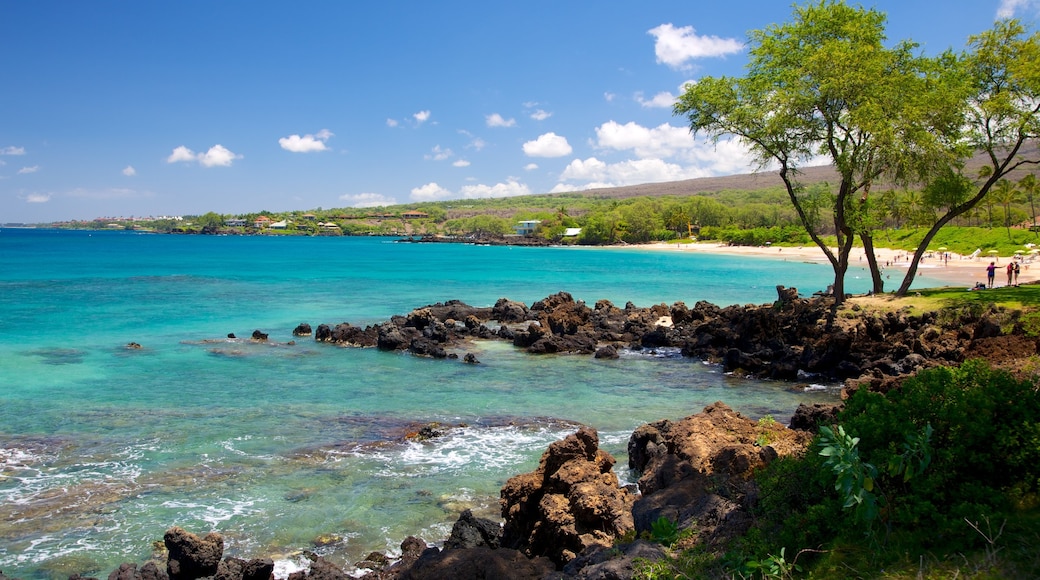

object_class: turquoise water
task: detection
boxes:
[0,230,946,578]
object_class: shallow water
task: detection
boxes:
[0,230,946,578]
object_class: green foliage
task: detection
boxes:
[743,547,802,579]
[649,516,680,546]
[840,360,1040,548]
[817,425,880,527]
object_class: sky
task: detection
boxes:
[2,1,1039,223]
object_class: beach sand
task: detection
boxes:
[636,241,1039,289]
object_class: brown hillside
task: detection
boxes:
[545,141,1037,200]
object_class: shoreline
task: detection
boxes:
[626,241,1039,288]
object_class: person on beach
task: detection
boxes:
[1007,262,1015,286]
[1014,261,1021,285]
[987,261,997,287]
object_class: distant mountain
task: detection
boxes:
[553,141,1037,200]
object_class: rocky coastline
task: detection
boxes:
[9,287,1037,580]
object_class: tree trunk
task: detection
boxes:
[860,233,884,294]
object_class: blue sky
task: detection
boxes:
[2,1,1039,223]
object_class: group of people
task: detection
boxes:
[984,260,1022,288]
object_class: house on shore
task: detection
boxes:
[253,216,272,228]
[515,220,541,236]
[402,211,429,220]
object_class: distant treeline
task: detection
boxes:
[51,183,1038,248]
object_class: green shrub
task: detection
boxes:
[839,360,1040,549]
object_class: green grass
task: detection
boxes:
[909,283,1040,310]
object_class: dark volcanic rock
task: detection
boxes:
[500,426,636,567]
[789,403,842,432]
[399,547,553,580]
[594,345,619,359]
[561,540,669,579]
[165,527,224,580]
[492,298,530,323]
[444,509,502,550]
[250,330,268,342]
[292,323,313,337]
[107,562,167,580]
[627,403,811,551]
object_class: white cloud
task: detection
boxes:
[604,92,616,102]
[524,163,539,171]
[279,129,333,153]
[1,146,25,155]
[559,157,704,187]
[123,165,136,176]
[453,159,471,167]
[486,113,516,128]
[648,23,744,70]
[997,0,1040,17]
[413,110,431,124]
[169,144,241,167]
[522,132,573,157]
[167,146,197,163]
[18,165,40,174]
[386,118,399,127]
[26,193,50,203]
[460,179,531,199]
[199,144,241,167]
[340,192,396,207]
[469,137,486,151]
[425,145,453,161]
[410,182,453,201]
[530,109,552,121]
[594,121,695,159]
[635,91,678,109]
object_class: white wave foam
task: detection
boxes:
[160,497,261,527]
[364,424,576,478]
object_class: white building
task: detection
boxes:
[515,220,541,236]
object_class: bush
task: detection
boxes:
[838,361,1040,547]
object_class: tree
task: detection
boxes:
[992,178,1021,237]
[1019,173,1039,235]
[195,211,224,234]
[894,19,1040,296]
[675,1,955,304]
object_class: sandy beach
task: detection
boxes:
[637,241,1039,289]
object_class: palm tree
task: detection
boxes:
[991,179,1021,238]
[1019,174,1039,237]
[898,189,922,229]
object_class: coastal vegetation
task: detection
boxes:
[675,1,1040,303]
[634,359,1040,580]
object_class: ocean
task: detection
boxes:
[0,229,947,578]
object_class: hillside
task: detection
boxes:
[551,141,1037,201]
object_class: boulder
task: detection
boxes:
[627,403,811,551]
[788,403,841,432]
[500,427,635,567]
[213,557,274,580]
[561,540,669,579]
[107,562,167,580]
[164,527,224,580]
[292,323,313,337]
[376,323,408,350]
[492,298,530,323]
[399,547,553,580]
[444,509,503,550]
[314,324,333,342]
[594,345,619,359]
[250,330,268,342]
